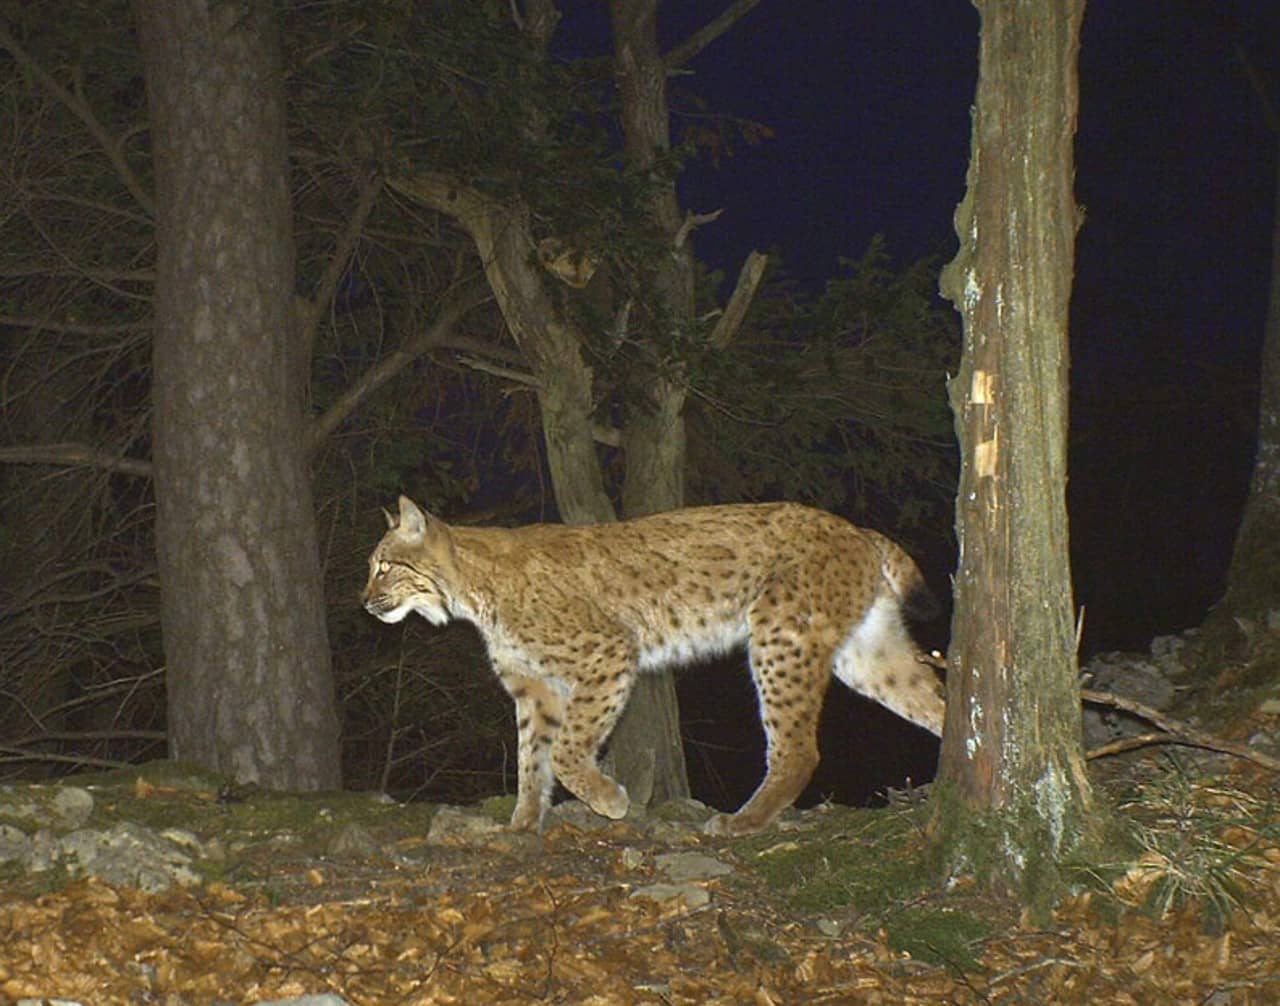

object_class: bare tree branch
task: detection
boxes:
[455,353,538,387]
[672,207,723,249]
[0,314,147,336]
[0,748,136,770]
[709,250,767,348]
[663,0,763,72]
[918,650,1280,773]
[8,729,166,746]
[432,334,525,368]
[20,190,154,228]
[296,172,385,361]
[306,279,492,454]
[0,442,152,478]
[1080,687,1280,771]
[0,266,154,283]
[0,18,155,216]
[453,354,622,447]
[0,283,496,475]
[1235,42,1280,134]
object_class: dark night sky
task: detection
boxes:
[667,1,978,284]
[640,1,1278,656]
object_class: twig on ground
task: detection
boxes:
[915,651,1280,772]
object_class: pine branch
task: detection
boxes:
[297,172,385,361]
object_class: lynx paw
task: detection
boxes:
[506,808,542,829]
[704,810,766,837]
[587,781,629,821]
[508,802,544,832]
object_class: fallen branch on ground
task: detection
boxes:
[916,651,1280,772]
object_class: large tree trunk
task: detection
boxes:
[1219,134,1280,625]
[933,0,1094,915]
[135,0,340,789]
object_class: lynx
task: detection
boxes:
[363,496,943,836]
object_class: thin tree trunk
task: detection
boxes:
[933,0,1094,915]
[606,0,693,806]
[135,0,340,789]
[387,173,615,526]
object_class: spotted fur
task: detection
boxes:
[363,496,943,835]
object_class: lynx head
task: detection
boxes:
[361,496,459,627]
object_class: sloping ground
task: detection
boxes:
[2,758,1280,1005]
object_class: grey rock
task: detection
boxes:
[650,797,713,824]
[328,821,381,859]
[0,784,94,830]
[51,786,95,828]
[1081,652,1175,749]
[655,851,732,882]
[629,882,711,908]
[1149,634,1189,680]
[60,821,200,892]
[0,822,32,864]
[160,827,205,854]
[815,918,842,937]
[28,829,61,872]
[546,799,620,831]
[426,805,503,844]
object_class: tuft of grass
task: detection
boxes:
[1098,757,1280,932]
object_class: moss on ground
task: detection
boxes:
[730,802,996,968]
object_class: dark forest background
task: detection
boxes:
[1,0,1277,813]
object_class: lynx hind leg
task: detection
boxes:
[834,595,944,736]
[707,582,830,837]
[549,651,636,822]
[500,673,563,831]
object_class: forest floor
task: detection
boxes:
[2,745,1280,1005]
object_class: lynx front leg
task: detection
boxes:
[550,658,635,821]
[499,672,564,831]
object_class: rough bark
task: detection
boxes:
[933,0,1095,913]
[1219,134,1280,624]
[135,0,340,789]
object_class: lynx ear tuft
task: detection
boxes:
[396,495,429,538]
[382,506,395,529]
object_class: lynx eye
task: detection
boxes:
[378,560,391,575]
